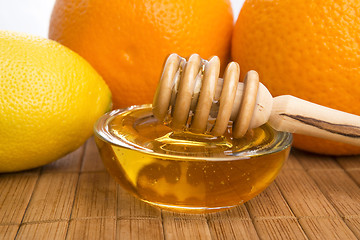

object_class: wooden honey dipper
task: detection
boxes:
[153,53,360,146]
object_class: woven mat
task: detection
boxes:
[1,137,359,240]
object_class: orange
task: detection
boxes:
[49,0,234,109]
[231,0,360,155]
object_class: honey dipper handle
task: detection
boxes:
[269,95,360,146]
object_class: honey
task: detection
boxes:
[94,105,292,213]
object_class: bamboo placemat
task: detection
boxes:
[1,137,359,239]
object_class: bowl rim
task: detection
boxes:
[94,104,293,161]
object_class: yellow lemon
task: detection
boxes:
[0,31,112,172]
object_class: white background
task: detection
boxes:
[0,0,244,38]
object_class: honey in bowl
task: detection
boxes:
[94,104,292,213]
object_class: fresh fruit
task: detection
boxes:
[232,0,360,155]
[48,0,234,108]
[0,31,112,172]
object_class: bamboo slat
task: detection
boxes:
[0,225,19,240]
[345,217,360,239]
[117,186,161,218]
[81,137,106,172]
[16,221,68,240]
[282,151,305,170]
[294,150,360,218]
[347,170,360,185]
[162,217,212,240]
[253,218,307,240]
[117,186,164,239]
[337,155,360,185]
[299,217,358,240]
[246,183,294,218]
[275,170,339,217]
[336,155,360,170]
[292,150,340,170]
[206,205,258,239]
[117,219,164,240]
[162,211,213,239]
[23,172,78,223]
[67,218,116,240]
[307,170,360,218]
[207,217,259,240]
[71,172,117,219]
[0,170,39,224]
[245,183,307,239]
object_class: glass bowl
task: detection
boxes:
[94,104,292,213]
